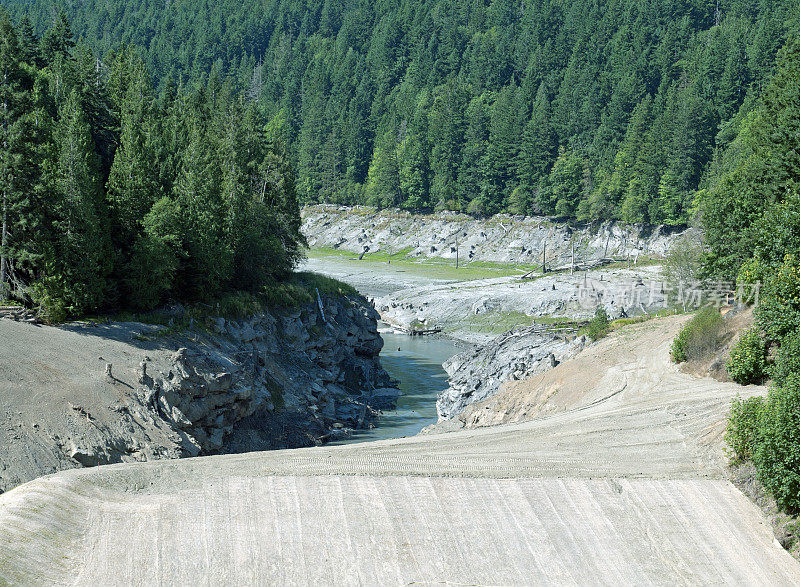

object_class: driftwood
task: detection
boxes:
[391,324,442,336]
[520,256,635,279]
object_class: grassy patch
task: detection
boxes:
[532,315,576,325]
[308,246,539,281]
[459,310,533,334]
[86,271,357,335]
[573,307,681,338]
[671,306,725,363]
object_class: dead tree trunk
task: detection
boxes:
[571,242,575,275]
[0,191,7,296]
[542,242,546,274]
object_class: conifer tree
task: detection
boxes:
[0,13,36,298]
[37,90,105,317]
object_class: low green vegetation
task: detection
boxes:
[98,272,357,340]
[726,328,767,385]
[461,310,533,335]
[726,382,800,514]
[772,332,800,390]
[670,307,724,363]
[586,308,610,341]
[726,396,766,466]
[308,247,537,281]
[723,254,800,516]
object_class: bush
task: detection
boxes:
[670,306,724,363]
[736,256,768,291]
[753,376,800,514]
[756,254,800,343]
[726,395,766,465]
[587,307,610,340]
[727,328,767,385]
[771,330,800,388]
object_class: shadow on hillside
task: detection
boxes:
[57,321,180,352]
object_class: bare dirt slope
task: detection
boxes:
[0,319,189,491]
[1,315,798,584]
[442,314,762,436]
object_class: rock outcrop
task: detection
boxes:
[303,204,694,267]
[374,265,666,343]
[145,295,397,455]
[0,293,398,493]
[437,327,587,420]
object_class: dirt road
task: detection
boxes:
[1,315,797,584]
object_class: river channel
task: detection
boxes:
[302,255,463,442]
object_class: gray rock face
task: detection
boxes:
[303,204,694,267]
[0,294,399,493]
[139,295,399,455]
[437,327,587,420]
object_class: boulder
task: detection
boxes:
[369,387,402,410]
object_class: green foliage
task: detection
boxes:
[587,307,609,341]
[662,237,704,306]
[700,36,800,279]
[756,254,800,343]
[726,395,766,465]
[726,328,767,385]
[670,307,724,363]
[772,331,800,388]
[736,257,768,291]
[699,31,800,517]
[0,14,305,318]
[4,0,798,222]
[260,272,357,309]
[753,377,800,514]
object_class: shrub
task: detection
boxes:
[756,254,800,343]
[725,395,766,465]
[670,306,724,363]
[736,257,768,291]
[753,376,800,514]
[772,330,800,387]
[587,307,610,340]
[727,328,767,385]
[261,272,357,309]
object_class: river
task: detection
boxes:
[302,255,462,443]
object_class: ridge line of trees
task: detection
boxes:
[0,11,304,320]
[4,0,797,223]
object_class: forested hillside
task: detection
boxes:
[709,36,800,515]
[3,0,797,223]
[0,13,303,319]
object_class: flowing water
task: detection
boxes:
[301,256,463,443]
[332,330,461,444]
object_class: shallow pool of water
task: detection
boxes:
[331,330,461,444]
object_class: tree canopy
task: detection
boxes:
[0,13,303,319]
[4,0,797,222]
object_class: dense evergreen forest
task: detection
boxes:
[709,36,800,515]
[0,12,304,319]
[2,0,800,519]
[3,0,797,222]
